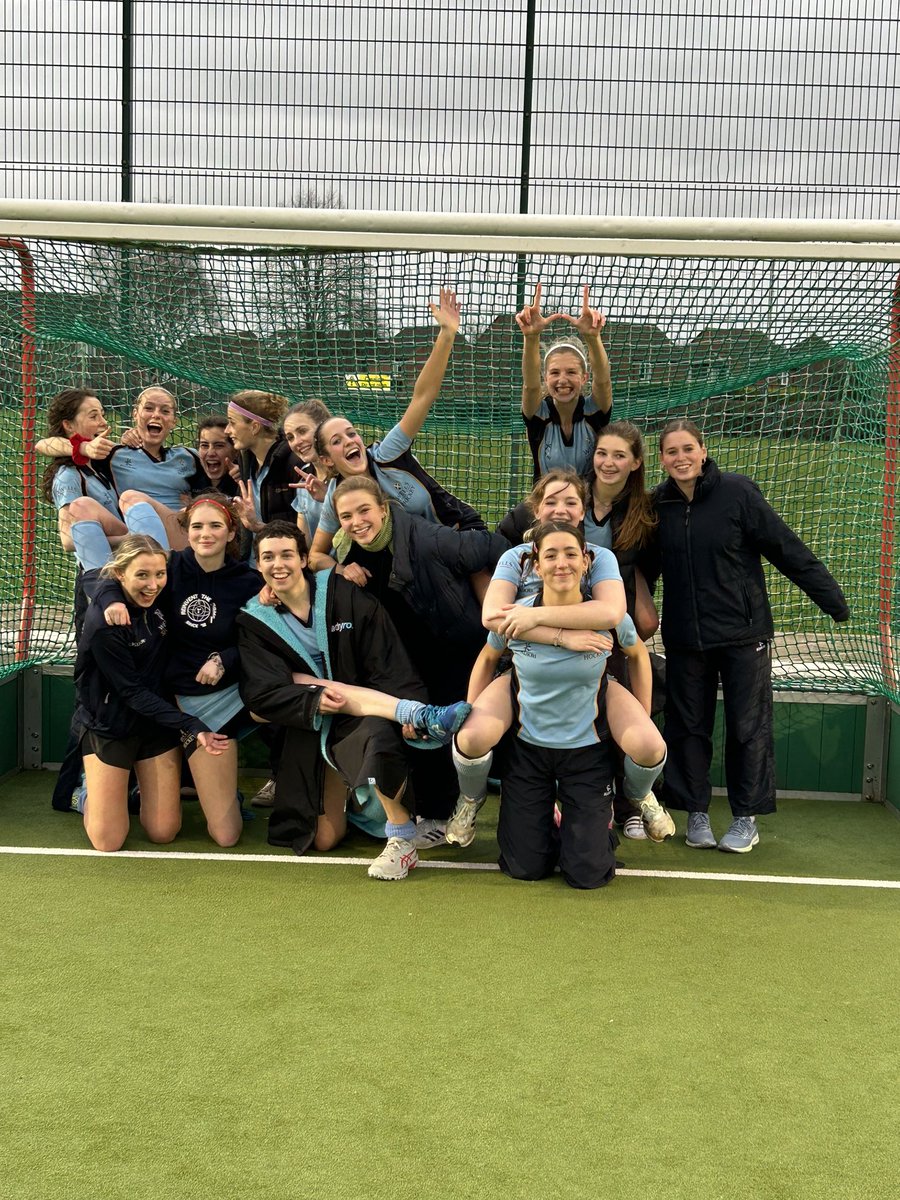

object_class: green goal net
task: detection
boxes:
[0,231,897,700]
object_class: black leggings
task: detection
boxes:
[498,738,617,890]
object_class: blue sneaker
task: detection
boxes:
[70,785,87,814]
[405,701,472,750]
[685,812,717,849]
[718,816,759,853]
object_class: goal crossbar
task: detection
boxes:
[3,201,900,260]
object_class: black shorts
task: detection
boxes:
[81,727,180,770]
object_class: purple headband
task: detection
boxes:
[228,401,275,429]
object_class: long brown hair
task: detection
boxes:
[588,421,657,552]
[41,388,102,504]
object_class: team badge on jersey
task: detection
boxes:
[181,594,216,629]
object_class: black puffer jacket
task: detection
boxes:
[650,459,849,650]
[238,436,302,557]
[343,505,508,650]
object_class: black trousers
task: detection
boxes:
[661,641,776,818]
[498,739,617,890]
[268,714,414,854]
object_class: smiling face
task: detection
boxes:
[224,407,260,453]
[116,553,168,607]
[660,430,706,490]
[336,489,388,546]
[63,395,107,440]
[543,350,588,406]
[534,482,585,526]
[187,502,234,563]
[317,418,368,478]
[534,531,589,596]
[593,434,641,490]
[283,412,319,462]
[257,536,307,597]
[134,391,177,451]
[197,426,234,482]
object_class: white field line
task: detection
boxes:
[1,844,898,889]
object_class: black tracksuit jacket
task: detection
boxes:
[649,459,849,650]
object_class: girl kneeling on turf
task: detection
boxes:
[74,535,229,852]
[237,521,470,879]
[479,522,619,888]
[448,469,670,849]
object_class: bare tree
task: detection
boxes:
[264,186,380,340]
[86,244,220,350]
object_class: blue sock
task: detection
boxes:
[71,520,111,571]
[385,820,416,842]
[623,751,667,802]
[394,699,426,727]
[125,501,169,547]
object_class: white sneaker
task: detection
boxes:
[413,818,447,849]
[445,794,485,848]
[367,837,418,881]
[251,778,276,808]
[622,814,647,840]
[639,794,676,842]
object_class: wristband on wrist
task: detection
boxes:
[69,433,90,466]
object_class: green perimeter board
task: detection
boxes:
[0,674,18,776]
[888,703,900,815]
[39,673,871,796]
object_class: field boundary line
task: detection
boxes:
[1,844,899,888]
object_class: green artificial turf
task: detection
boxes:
[3,850,897,1200]
[1,772,899,1199]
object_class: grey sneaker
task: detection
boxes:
[445,794,485,848]
[367,837,418,881]
[412,818,447,849]
[685,812,717,849]
[251,779,276,808]
[718,816,759,853]
[639,794,676,842]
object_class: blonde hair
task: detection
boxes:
[135,386,177,410]
[543,341,588,372]
[99,534,169,579]
[333,475,388,509]
[230,389,289,427]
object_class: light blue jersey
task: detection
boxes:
[488,596,618,749]
[292,486,325,540]
[51,464,120,518]
[492,540,621,601]
[582,505,613,551]
[523,396,610,480]
[103,445,203,511]
[318,423,440,536]
[282,612,325,676]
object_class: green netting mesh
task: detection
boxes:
[0,239,897,700]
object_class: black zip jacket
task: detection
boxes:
[342,505,508,650]
[650,458,850,650]
[74,579,207,743]
[89,550,262,695]
[237,570,427,731]
[238,436,303,557]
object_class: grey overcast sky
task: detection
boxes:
[2,0,899,218]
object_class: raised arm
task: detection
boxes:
[515,282,564,418]
[397,288,461,439]
[563,286,611,414]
